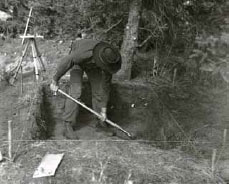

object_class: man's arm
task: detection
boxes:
[53,54,75,82]
[53,50,93,82]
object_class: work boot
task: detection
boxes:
[63,121,78,139]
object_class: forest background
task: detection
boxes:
[0,0,228,84]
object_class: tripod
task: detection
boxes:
[10,35,46,86]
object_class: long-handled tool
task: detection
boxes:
[57,89,133,139]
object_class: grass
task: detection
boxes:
[0,140,225,184]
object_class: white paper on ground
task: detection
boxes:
[33,153,64,178]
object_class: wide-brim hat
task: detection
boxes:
[93,42,122,74]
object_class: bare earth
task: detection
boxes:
[0,39,228,183]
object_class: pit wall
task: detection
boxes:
[30,80,179,141]
[28,85,49,139]
[108,81,179,141]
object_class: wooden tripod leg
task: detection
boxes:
[31,39,39,81]
[33,39,46,71]
[10,40,30,84]
[22,7,33,45]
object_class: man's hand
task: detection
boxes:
[50,80,59,95]
[100,111,107,122]
[99,107,107,122]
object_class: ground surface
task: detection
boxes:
[0,39,229,183]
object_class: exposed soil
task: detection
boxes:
[39,80,163,141]
[0,79,39,145]
[0,39,229,183]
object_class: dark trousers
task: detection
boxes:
[63,65,112,125]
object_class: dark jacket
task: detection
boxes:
[53,39,100,81]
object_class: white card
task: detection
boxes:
[33,153,64,178]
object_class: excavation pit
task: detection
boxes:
[0,78,227,183]
[32,80,179,143]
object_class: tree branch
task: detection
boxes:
[137,27,157,48]
[137,34,153,48]
[104,19,123,33]
[139,27,155,35]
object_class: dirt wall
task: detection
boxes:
[31,80,180,142]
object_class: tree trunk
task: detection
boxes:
[118,0,142,80]
[48,0,54,37]
[4,0,8,8]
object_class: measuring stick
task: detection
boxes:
[8,120,12,161]
[58,89,133,138]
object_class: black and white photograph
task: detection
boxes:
[0,0,229,183]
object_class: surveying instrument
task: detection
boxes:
[10,7,46,88]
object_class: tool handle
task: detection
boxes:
[57,89,132,138]
[58,89,101,116]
